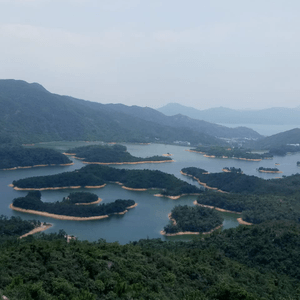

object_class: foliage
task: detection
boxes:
[223,167,242,173]
[0,146,71,169]
[66,192,99,204]
[163,205,223,234]
[0,221,300,299]
[0,215,38,237]
[268,145,300,156]
[182,167,300,195]
[13,165,203,197]
[196,191,300,224]
[191,146,273,160]
[67,144,172,163]
[258,167,280,172]
[13,192,135,218]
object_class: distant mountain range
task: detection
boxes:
[0,80,262,146]
[157,103,300,125]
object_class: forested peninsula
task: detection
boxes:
[0,146,72,170]
[181,167,300,224]
[162,205,223,236]
[12,165,203,197]
[188,146,273,161]
[11,191,136,220]
[65,144,173,164]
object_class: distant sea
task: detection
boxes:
[218,123,300,136]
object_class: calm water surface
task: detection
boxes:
[2,142,300,244]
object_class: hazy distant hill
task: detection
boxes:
[0,79,247,146]
[105,104,261,139]
[158,103,300,125]
[254,128,300,149]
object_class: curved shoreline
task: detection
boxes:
[75,198,102,205]
[258,170,283,174]
[237,218,253,225]
[180,171,228,193]
[154,193,202,200]
[19,223,53,239]
[12,184,107,191]
[160,224,223,236]
[10,203,137,221]
[193,200,242,214]
[2,162,74,171]
[80,159,174,165]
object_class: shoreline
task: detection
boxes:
[10,203,137,221]
[75,198,102,205]
[80,159,174,165]
[12,184,107,191]
[154,193,202,200]
[19,223,53,239]
[194,200,242,214]
[237,218,253,225]
[160,224,223,237]
[2,162,74,171]
[180,171,228,193]
[258,170,283,174]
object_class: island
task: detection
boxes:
[258,167,282,173]
[0,146,73,170]
[11,165,203,198]
[10,191,136,220]
[161,205,223,236]
[297,161,300,166]
[188,146,273,161]
[64,144,174,165]
[63,191,102,205]
[222,167,243,173]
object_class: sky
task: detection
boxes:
[0,0,299,110]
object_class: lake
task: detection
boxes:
[2,142,300,244]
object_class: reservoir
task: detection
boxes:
[2,142,300,244]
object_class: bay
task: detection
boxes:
[1,142,300,244]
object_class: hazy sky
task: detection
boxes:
[0,0,299,110]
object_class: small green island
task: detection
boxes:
[11,165,203,198]
[222,167,243,173]
[161,205,223,236]
[0,146,73,170]
[297,161,300,166]
[64,144,173,165]
[188,146,273,161]
[258,167,282,173]
[11,191,136,220]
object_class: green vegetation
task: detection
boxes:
[1,221,300,299]
[258,167,280,172]
[196,191,300,224]
[12,191,135,218]
[191,146,273,160]
[0,146,72,169]
[12,165,203,197]
[222,167,242,173]
[297,161,300,166]
[182,167,300,195]
[66,192,99,204]
[163,205,223,234]
[67,144,172,163]
[0,215,38,238]
[269,145,300,156]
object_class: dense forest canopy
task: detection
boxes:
[12,165,203,197]
[66,144,172,163]
[0,220,300,299]
[0,146,72,169]
[163,205,223,234]
[222,167,242,173]
[182,167,300,195]
[12,192,135,218]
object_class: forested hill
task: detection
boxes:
[254,128,300,149]
[0,80,259,145]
